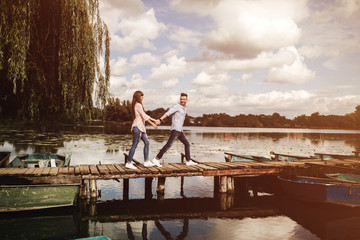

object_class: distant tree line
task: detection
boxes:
[102,99,360,130]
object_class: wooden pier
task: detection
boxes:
[1,152,360,201]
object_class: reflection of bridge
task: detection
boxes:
[80,196,280,222]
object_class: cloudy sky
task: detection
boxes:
[99,0,360,118]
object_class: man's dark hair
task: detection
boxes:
[180,93,188,97]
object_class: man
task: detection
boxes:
[152,93,198,167]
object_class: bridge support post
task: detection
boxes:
[89,179,97,199]
[227,176,234,193]
[214,176,219,198]
[79,180,88,199]
[145,177,153,200]
[123,179,129,200]
[157,177,166,200]
[219,176,227,193]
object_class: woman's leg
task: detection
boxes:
[141,132,150,161]
[128,127,141,163]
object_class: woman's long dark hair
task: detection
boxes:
[132,91,146,120]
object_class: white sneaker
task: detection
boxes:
[152,158,162,167]
[125,162,137,169]
[144,160,155,167]
[186,160,198,166]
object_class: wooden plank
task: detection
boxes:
[131,163,152,174]
[142,165,161,174]
[10,168,29,175]
[23,168,37,175]
[75,165,81,175]
[191,163,217,171]
[68,166,75,175]
[170,163,199,173]
[58,167,70,174]
[49,167,59,176]
[161,163,181,173]
[168,163,189,173]
[203,167,279,176]
[89,165,100,175]
[0,168,8,174]
[104,164,121,175]
[41,167,52,175]
[114,164,127,174]
[80,165,90,175]
[97,164,111,175]
[201,162,231,170]
[32,167,45,176]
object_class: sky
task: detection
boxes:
[98,0,360,118]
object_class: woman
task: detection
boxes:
[126,91,159,169]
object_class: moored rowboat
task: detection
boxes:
[278,175,360,207]
[0,184,80,212]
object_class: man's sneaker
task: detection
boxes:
[152,158,162,167]
[144,160,155,167]
[125,162,137,169]
[186,160,198,166]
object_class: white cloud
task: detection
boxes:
[130,52,160,68]
[168,26,202,45]
[100,1,167,53]
[161,78,179,88]
[149,55,188,80]
[201,0,308,58]
[214,48,296,72]
[192,71,231,86]
[110,57,129,76]
[265,47,315,84]
[240,73,253,84]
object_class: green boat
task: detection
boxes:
[270,151,313,161]
[325,173,360,183]
[7,152,71,168]
[0,184,80,212]
[74,236,112,240]
[0,152,79,212]
[224,152,272,162]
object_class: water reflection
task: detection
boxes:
[1,125,360,239]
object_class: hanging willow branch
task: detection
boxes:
[0,0,110,123]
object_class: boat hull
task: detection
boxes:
[0,184,80,212]
[278,176,360,207]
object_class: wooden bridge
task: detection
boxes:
[1,152,360,200]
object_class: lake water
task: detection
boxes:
[1,125,360,240]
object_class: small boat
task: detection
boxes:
[325,173,360,183]
[224,152,272,162]
[314,152,359,160]
[74,236,112,240]
[0,184,80,212]
[0,152,79,212]
[270,151,313,161]
[7,152,71,168]
[278,175,360,207]
[0,151,11,167]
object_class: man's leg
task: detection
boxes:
[178,132,190,161]
[156,130,180,160]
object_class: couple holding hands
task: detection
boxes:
[125,91,198,169]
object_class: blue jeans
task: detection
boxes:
[156,130,190,161]
[128,127,149,163]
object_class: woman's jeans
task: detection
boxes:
[128,127,149,163]
[156,130,190,161]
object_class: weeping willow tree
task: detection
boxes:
[0,0,110,123]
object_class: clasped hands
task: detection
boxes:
[155,119,161,125]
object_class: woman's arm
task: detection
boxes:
[146,119,158,129]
